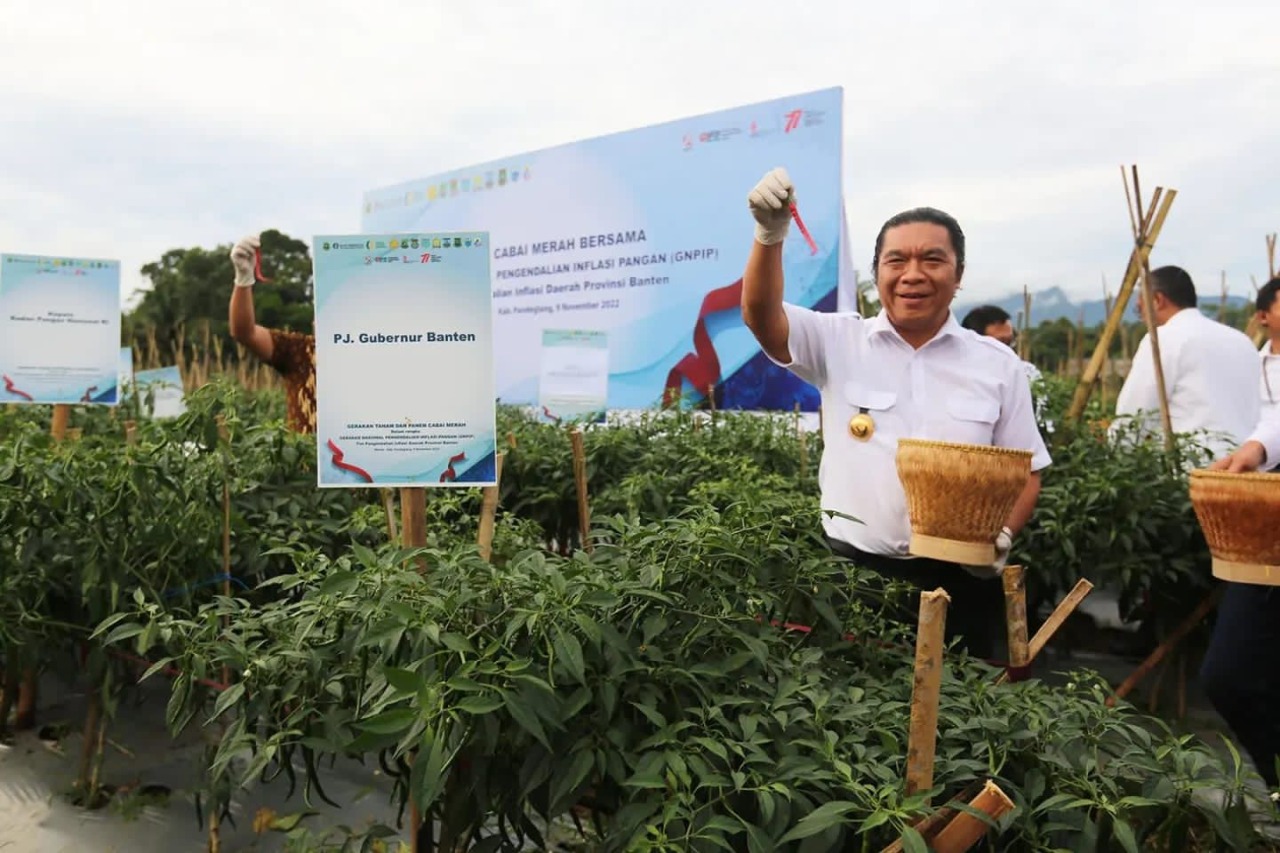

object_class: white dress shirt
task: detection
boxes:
[1115,308,1262,459]
[1245,404,1280,471]
[770,305,1052,556]
[1260,341,1280,424]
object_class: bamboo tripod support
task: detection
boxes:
[1066,167,1176,423]
[1124,167,1176,451]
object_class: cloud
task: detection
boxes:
[0,0,1277,313]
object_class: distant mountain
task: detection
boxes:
[953,286,1254,328]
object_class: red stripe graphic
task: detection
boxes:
[80,385,98,403]
[663,278,744,407]
[326,439,373,482]
[440,451,467,482]
[3,375,33,401]
[541,405,562,424]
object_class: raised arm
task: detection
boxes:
[228,234,275,364]
[741,168,794,364]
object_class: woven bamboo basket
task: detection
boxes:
[1189,469,1280,585]
[896,439,1033,566]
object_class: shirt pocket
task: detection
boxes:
[942,394,1000,445]
[840,381,897,443]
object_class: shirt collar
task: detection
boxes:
[867,309,965,347]
[1162,307,1201,328]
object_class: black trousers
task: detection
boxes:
[1200,582,1280,789]
[826,535,1006,661]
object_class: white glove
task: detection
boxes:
[747,167,794,246]
[962,526,1013,579]
[230,234,260,288]
[993,526,1013,574]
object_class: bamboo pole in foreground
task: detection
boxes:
[905,589,950,803]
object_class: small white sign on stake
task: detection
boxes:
[538,329,609,424]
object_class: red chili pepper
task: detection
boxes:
[254,247,273,283]
[789,202,819,256]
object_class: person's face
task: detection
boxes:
[1259,299,1280,337]
[875,222,961,338]
[983,320,1017,348]
[1134,289,1171,326]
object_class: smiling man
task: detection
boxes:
[740,167,1051,658]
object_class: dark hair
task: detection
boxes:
[961,305,1011,333]
[872,207,966,276]
[1257,277,1280,313]
[1149,265,1197,309]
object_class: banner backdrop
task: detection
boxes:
[361,87,844,412]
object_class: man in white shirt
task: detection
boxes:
[962,304,1049,430]
[741,167,1051,659]
[1114,266,1261,460]
[1199,404,1280,793]
[960,305,1043,384]
[1255,278,1280,426]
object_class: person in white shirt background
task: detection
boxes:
[960,305,1043,384]
[1198,324,1280,795]
[1113,265,1261,461]
[1254,278,1280,429]
[740,167,1052,660]
[961,304,1050,430]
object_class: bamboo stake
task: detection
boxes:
[1218,271,1228,322]
[878,781,986,853]
[994,579,1094,686]
[569,428,592,553]
[930,780,1016,853]
[382,490,399,546]
[1019,286,1031,362]
[401,489,428,573]
[1002,566,1030,675]
[477,452,506,562]
[402,484,430,853]
[1107,587,1222,706]
[1028,578,1094,661]
[905,588,950,803]
[1268,233,1276,280]
[1066,176,1176,421]
[1127,167,1175,451]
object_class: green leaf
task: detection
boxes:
[456,695,504,715]
[102,622,145,646]
[554,629,587,685]
[550,749,595,812]
[441,633,475,655]
[505,695,550,748]
[1110,818,1139,853]
[317,569,360,597]
[209,682,245,721]
[777,801,859,844]
[355,708,417,736]
[268,810,316,832]
[900,827,929,853]
[139,656,175,682]
[412,726,452,814]
[383,667,421,696]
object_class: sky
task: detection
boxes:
[1,0,1277,312]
